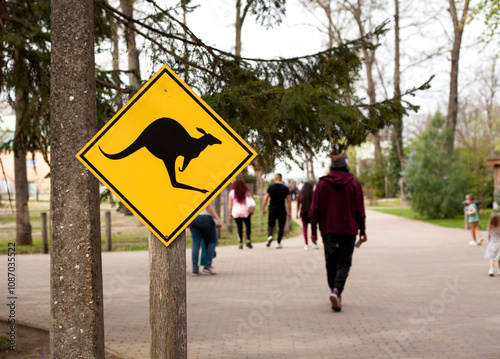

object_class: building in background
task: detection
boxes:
[0,113,51,201]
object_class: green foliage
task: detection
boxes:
[0,0,118,162]
[357,156,387,200]
[459,141,495,207]
[0,0,51,160]
[386,144,402,197]
[405,112,468,218]
[471,0,500,47]
[247,0,287,29]
[103,1,431,172]
[203,38,431,172]
[373,207,494,230]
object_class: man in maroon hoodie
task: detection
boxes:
[309,151,367,312]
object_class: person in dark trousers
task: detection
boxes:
[310,151,367,312]
[296,182,318,250]
[262,173,291,249]
[228,178,254,249]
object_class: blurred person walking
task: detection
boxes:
[485,212,500,276]
[296,182,318,250]
[465,193,484,246]
[228,178,255,249]
[189,203,222,276]
[262,173,291,249]
[310,151,366,312]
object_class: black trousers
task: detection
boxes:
[268,211,287,244]
[234,215,251,242]
[322,233,356,295]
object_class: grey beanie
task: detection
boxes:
[331,151,349,168]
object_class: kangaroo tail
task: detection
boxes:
[99,137,144,160]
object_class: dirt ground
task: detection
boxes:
[0,320,122,358]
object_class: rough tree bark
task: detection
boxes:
[49,0,104,357]
[149,232,187,359]
[447,0,470,150]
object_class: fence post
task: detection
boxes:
[223,188,232,234]
[105,211,112,252]
[41,212,48,254]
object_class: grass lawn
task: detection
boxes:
[0,197,300,254]
[371,207,494,229]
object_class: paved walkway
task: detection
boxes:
[2,210,499,358]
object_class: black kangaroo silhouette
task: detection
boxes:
[99,117,222,194]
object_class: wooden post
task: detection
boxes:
[214,194,221,238]
[41,212,48,254]
[105,211,112,252]
[400,178,404,208]
[224,188,232,234]
[149,231,187,359]
[464,204,469,230]
[384,176,388,199]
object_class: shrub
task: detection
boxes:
[405,112,468,218]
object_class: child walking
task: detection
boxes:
[296,182,318,250]
[484,212,500,276]
[465,193,484,246]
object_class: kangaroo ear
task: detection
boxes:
[197,127,207,135]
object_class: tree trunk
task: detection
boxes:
[305,150,315,180]
[182,3,189,83]
[13,54,32,246]
[50,1,104,358]
[364,50,382,166]
[149,231,187,359]
[446,0,470,150]
[14,148,31,245]
[111,22,123,110]
[119,0,140,216]
[120,0,141,89]
[393,0,404,166]
[235,0,243,57]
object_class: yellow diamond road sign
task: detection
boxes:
[77,65,257,247]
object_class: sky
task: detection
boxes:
[168,0,495,179]
[1,0,496,179]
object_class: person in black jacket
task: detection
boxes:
[262,174,291,249]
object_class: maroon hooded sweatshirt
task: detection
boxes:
[309,170,366,237]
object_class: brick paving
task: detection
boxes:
[1,209,499,358]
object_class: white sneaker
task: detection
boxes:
[202,267,217,275]
[266,236,273,247]
[276,243,283,249]
[469,240,478,246]
[304,245,309,250]
[313,244,320,250]
[477,238,484,246]
[489,268,495,277]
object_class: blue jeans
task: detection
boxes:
[189,215,218,273]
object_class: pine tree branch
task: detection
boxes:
[94,0,223,80]
[0,15,50,41]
